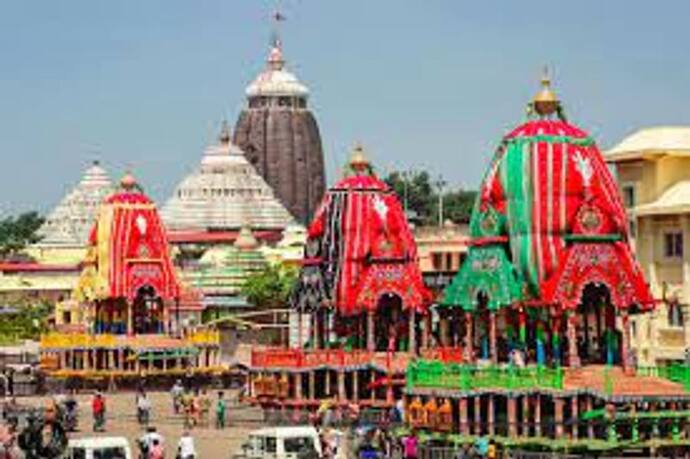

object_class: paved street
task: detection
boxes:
[20,390,260,458]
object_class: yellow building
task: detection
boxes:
[414,221,470,300]
[607,126,690,365]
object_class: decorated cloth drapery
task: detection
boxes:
[291,162,431,316]
[75,186,180,302]
[444,118,651,311]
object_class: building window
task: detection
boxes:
[622,184,636,208]
[663,231,683,258]
[431,253,443,271]
[668,302,684,327]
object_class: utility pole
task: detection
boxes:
[402,170,411,217]
[435,175,447,227]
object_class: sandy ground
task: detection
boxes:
[18,390,261,458]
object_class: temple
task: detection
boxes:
[404,77,690,454]
[233,38,326,225]
[248,145,431,410]
[40,173,220,381]
[32,160,114,265]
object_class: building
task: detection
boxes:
[414,222,470,300]
[607,126,690,365]
[233,39,326,225]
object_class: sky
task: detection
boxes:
[0,0,689,215]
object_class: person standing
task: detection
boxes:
[199,390,210,427]
[215,392,226,429]
[177,431,196,459]
[91,391,106,432]
[136,391,151,426]
[170,380,184,414]
[401,430,418,459]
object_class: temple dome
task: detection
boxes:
[245,45,309,98]
[161,125,295,232]
[36,161,115,248]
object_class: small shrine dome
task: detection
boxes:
[245,44,309,98]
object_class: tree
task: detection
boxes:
[241,264,298,309]
[382,171,477,225]
[0,211,45,260]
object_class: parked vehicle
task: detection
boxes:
[234,426,323,459]
[65,437,132,459]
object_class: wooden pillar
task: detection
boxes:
[409,309,417,355]
[567,314,580,368]
[297,312,303,349]
[465,312,474,362]
[507,396,517,438]
[325,370,332,397]
[440,314,450,347]
[522,395,530,437]
[554,397,565,438]
[127,302,134,336]
[534,395,542,437]
[459,397,469,435]
[571,396,579,439]
[422,313,431,350]
[353,371,359,402]
[586,396,595,439]
[312,312,319,349]
[489,312,497,364]
[487,395,495,436]
[367,310,375,352]
[308,371,316,401]
[337,371,346,401]
[474,396,482,435]
[295,373,303,400]
[621,309,631,372]
[370,371,376,403]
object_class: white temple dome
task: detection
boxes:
[245,45,309,98]
[161,124,295,232]
[36,160,114,247]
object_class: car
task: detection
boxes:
[65,436,132,459]
[234,426,324,459]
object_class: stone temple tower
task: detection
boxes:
[233,39,326,225]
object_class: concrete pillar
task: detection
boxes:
[534,395,542,437]
[567,314,580,368]
[571,396,579,439]
[489,312,497,364]
[325,370,332,398]
[409,309,417,355]
[474,396,482,435]
[337,371,346,401]
[507,396,517,438]
[459,397,469,435]
[487,395,495,436]
[554,397,565,438]
[367,310,375,352]
[465,312,474,362]
[308,372,315,401]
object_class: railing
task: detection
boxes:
[185,329,221,346]
[251,348,375,368]
[420,347,464,363]
[407,360,564,391]
[637,364,690,391]
[40,330,220,350]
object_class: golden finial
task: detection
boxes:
[120,170,137,190]
[532,66,560,117]
[349,142,370,171]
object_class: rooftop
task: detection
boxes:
[606,126,690,162]
[635,180,690,216]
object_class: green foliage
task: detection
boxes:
[383,171,476,224]
[0,297,52,344]
[0,211,45,260]
[241,264,298,309]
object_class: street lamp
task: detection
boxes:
[434,175,447,227]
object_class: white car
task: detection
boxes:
[236,426,323,459]
[65,436,132,459]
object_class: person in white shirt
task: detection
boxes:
[177,430,196,459]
